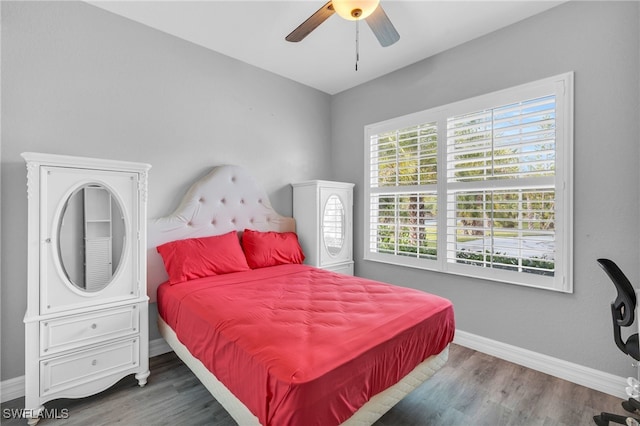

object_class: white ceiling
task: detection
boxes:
[89,1,565,95]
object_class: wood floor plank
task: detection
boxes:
[1,344,630,425]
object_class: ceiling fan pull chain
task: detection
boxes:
[355,19,360,71]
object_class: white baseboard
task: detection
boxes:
[0,375,25,404]
[454,330,628,399]
[2,333,627,403]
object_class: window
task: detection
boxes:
[364,73,573,292]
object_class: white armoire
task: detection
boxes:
[292,180,354,275]
[22,152,151,425]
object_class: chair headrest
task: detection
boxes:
[598,258,636,326]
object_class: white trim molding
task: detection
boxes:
[454,329,628,399]
[1,375,25,404]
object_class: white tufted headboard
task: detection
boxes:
[146,165,295,302]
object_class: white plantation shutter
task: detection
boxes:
[369,122,438,188]
[364,73,573,292]
[446,95,558,281]
[369,192,438,259]
[447,95,556,182]
[368,122,439,264]
[446,188,555,275]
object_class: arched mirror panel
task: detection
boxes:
[57,183,126,292]
[322,194,345,257]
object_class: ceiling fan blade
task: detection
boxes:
[366,5,400,47]
[286,1,335,42]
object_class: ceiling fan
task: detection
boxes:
[286,0,400,48]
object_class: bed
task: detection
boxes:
[147,165,455,426]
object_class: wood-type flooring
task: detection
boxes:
[1,344,628,426]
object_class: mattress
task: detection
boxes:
[157,264,455,426]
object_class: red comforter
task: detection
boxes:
[158,264,454,426]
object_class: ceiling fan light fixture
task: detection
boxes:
[332,0,380,21]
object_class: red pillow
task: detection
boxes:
[242,229,305,269]
[157,231,250,284]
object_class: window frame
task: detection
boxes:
[363,72,574,293]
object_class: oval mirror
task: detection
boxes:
[58,184,125,292]
[322,194,345,256]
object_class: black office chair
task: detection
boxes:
[594,258,640,426]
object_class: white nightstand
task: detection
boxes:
[292,180,354,275]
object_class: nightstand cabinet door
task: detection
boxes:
[292,180,354,275]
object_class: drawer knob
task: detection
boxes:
[92,359,97,366]
[91,323,97,329]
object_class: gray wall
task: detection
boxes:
[1,1,331,380]
[332,1,640,377]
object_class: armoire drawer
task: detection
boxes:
[40,337,139,396]
[40,305,139,356]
